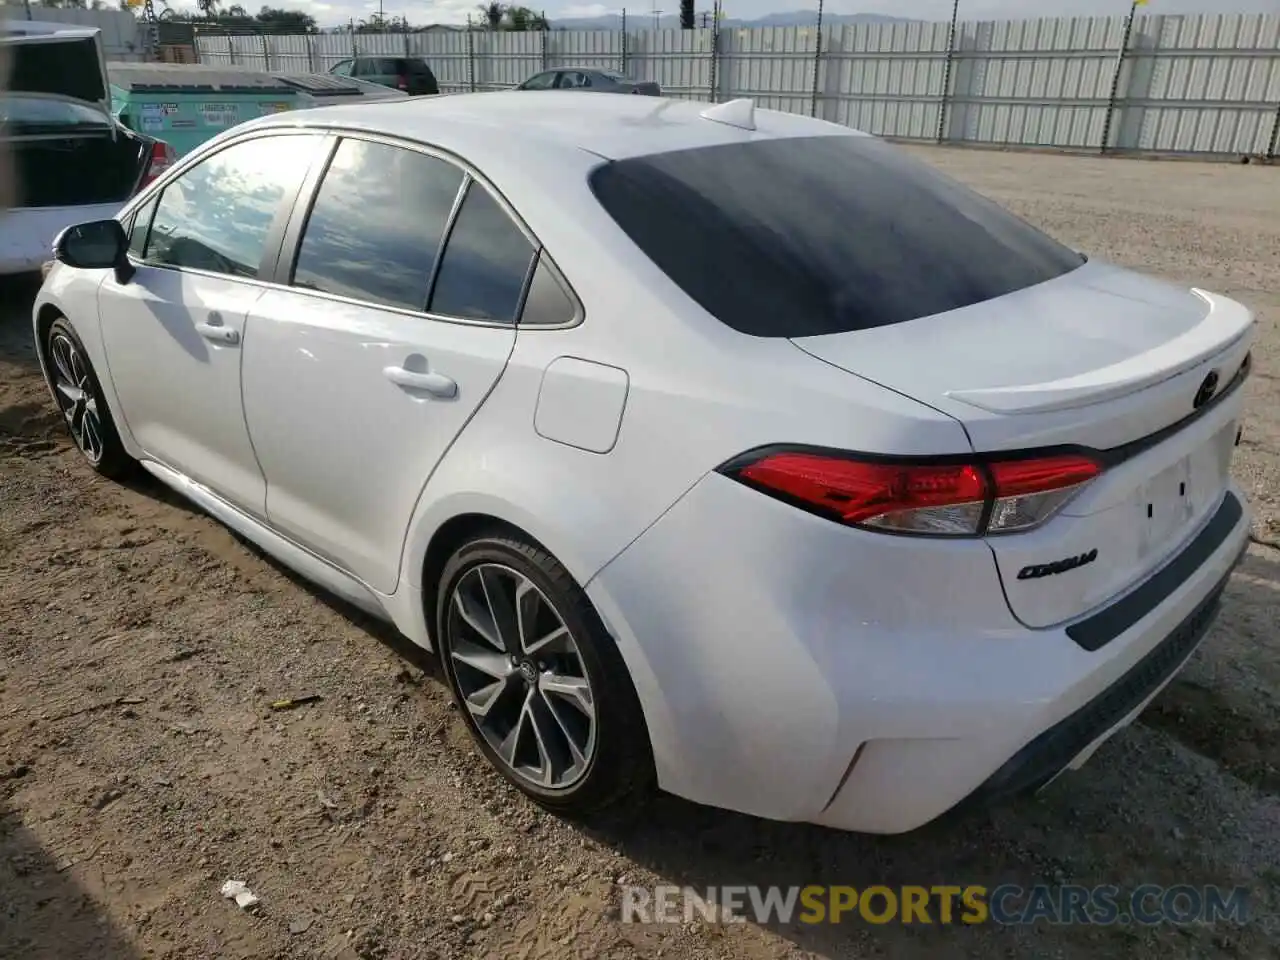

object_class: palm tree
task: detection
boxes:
[477,2,505,29]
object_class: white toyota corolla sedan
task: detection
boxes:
[33,91,1254,834]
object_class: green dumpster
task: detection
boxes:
[107,63,412,157]
[108,62,299,157]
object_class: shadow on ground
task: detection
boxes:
[0,800,141,960]
[0,275,42,374]
[1144,547,1280,795]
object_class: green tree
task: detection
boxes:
[256,5,317,31]
[502,5,548,30]
[679,0,694,28]
[476,2,504,29]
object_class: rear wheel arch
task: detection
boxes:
[421,512,534,631]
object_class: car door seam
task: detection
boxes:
[90,271,142,448]
[237,286,274,511]
[393,329,520,594]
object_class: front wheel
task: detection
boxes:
[44,317,133,478]
[436,532,653,815]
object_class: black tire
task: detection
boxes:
[436,532,654,816]
[44,317,134,479]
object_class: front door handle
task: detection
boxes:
[383,365,457,399]
[195,318,240,345]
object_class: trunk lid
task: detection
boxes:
[792,260,1255,628]
[1,22,111,123]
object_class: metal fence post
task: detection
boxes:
[261,30,271,71]
[227,33,237,65]
[707,0,721,102]
[809,0,825,118]
[305,31,315,73]
[467,22,477,92]
[935,0,960,143]
[1100,0,1137,154]
[541,21,549,71]
[1267,101,1280,161]
[620,9,628,76]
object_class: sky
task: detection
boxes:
[298,0,1278,29]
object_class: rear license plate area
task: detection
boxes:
[1137,421,1235,557]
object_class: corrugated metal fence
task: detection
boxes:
[198,14,1279,158]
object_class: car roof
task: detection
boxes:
[246,90,864,162]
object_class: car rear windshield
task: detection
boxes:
[587,134,1086,337]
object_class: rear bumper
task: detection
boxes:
[587,475,1251,835]
[962,542,1239,807]
[0,202,123,276]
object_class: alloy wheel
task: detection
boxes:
[447,563,597,790]
[48,332,105,464]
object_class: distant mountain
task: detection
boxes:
[550,11,911,30]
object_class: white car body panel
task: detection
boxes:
[31,92,1255,834]
[98,267,269,514]
[241,287,517,594]
[586,474,1249,833]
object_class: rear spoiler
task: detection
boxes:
[945,290,1255,415]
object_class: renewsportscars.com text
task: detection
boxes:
[620,884,1250,926]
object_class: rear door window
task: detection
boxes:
[428,180,536,323]
[291,138,465,311]
[588,135,1086,337]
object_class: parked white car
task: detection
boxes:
[1,20,174,275]
[32,91,1254,833]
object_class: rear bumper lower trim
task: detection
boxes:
[1065,491,1243,652]
[962,545,1242,806]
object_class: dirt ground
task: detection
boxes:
[2,147,1279,960]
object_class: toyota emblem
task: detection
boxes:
[1193,370,1220,409]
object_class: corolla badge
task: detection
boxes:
[1017,549,1098,581]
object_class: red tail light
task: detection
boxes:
[722,449,1101,537]
[139,139,176,192]
[396,74,409,90]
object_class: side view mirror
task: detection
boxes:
[53,219,135,284]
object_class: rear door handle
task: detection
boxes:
[195,315,240,345]
[383,365,457,399]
